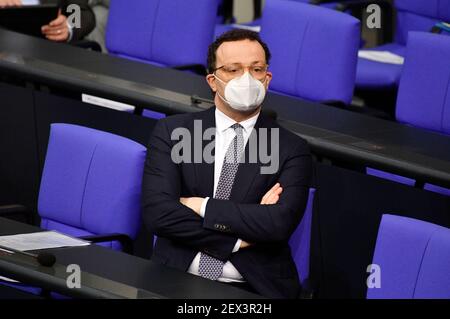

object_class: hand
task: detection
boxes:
[180,197,204,216]
[41,12,69,42]
[240,240,252,249]
[0,0,22,7]
[260,183,283,205]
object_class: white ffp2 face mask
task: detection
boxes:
[215,72,267,112]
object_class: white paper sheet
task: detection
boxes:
[0,231,90,252]
[0,276,19,283]
[358,50,405,65]
[82,93,136,112]
[230,24,261,33]
[21,0,41,6]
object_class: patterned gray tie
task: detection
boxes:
[199,123,244,280]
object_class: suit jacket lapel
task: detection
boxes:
[230,112,274,202]
[193,107,216,198]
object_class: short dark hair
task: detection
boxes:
[207,29,272,74]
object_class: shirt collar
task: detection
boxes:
[215,108,260,133]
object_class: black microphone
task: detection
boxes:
[0,244,56,267]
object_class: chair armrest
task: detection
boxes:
[70,40,102,52]
[78,233,133,254]
[0,205,33,224]
[172,64,207,76]
[431,22,450,34]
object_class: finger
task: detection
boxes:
[267,187,282,204]
[46,31,68,42]
[266,183,281,200]
[43,26,66,36]
[46,23,67,31]
[0,0,19,6]
[49,14,66,27]
[266,194,279,205]
[261,183,280,204]
[266,192,280,205]
[240,241,251,249]
[41,25,52,33]
[262,183,281,204]
[46,30,69,41]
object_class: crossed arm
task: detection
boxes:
[142,120,311,260]
[180,183,284,248]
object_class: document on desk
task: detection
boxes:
[358,50,405,65]
[21,0,40,5]
[0,231,90,252]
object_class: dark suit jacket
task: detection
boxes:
[60,0,95,41]
[142,107,312,298]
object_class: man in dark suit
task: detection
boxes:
[142,29,312,298]
[0,0,95,42]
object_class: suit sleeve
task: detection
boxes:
[141,119,238,262]
[63,0,96,41]
[203,141,312,244]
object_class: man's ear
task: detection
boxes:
[265,71,273,90]
[206,74,217,92]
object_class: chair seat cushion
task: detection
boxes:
[41,218,122,250]
[356,43,406,89]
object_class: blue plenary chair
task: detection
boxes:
[367,214,450,299]
[0,123,146,296]
[215,0,350,38]
[106,0,219,74]
[259,0,360,106]
[38,124,146,251]
[289,188,315,295]
[366,32,450,195]
[395,32,450,135]
[356,0,450,91]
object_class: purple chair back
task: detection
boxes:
[38,124,146,249]
[106,0,219,67]
[396,32,450,135]
[367,214,450,299]
[289,188,315,285]
[260,0,360,105]
[395,0,450,45]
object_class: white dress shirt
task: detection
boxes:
[187,108,260,282]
